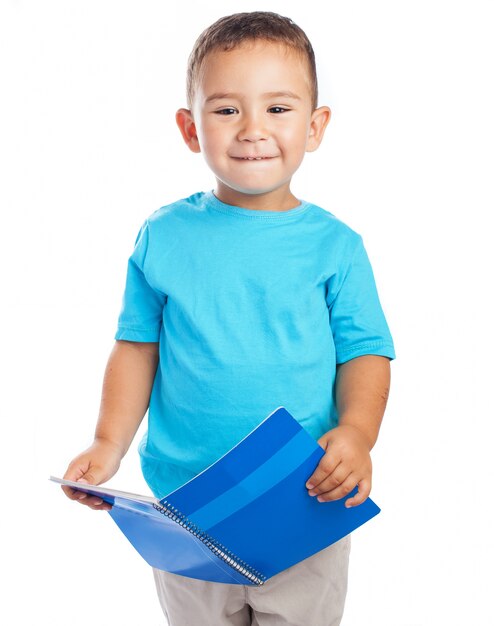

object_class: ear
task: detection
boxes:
[306,106,331,153]
[176,108,201,153]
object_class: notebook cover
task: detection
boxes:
[52,407,380,584]
[162,406,380,580]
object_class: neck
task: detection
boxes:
[214,183,300,212]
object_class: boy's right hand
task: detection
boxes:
[62,439,123,511]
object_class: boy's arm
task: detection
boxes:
[62,339,159,510]
[305,355,390,508]
[93,339,159,457]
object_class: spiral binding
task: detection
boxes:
[153,501,266,586]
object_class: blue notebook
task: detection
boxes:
[51,407,380,586]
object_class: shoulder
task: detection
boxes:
[146,191,208,227]
[130,192,208,260]
[139,192,210,250]
[305,201,363,252]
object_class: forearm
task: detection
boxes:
[335,354,391,450]
[94,340,159,458]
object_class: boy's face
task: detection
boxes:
[177,40,330,210]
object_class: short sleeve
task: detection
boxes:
[327,236,396,364]
[114,221,166,342]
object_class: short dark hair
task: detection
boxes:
[186,11,318,111]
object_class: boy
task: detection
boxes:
[63,11,395,626]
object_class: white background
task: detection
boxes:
[1,1,493,624]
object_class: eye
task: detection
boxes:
[268,106,290,114]
[214,108,238,115]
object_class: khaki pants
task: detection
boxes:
[153,535,351,626]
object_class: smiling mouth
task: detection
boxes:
[232,156,276,160]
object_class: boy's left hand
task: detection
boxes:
[305,424,372,508]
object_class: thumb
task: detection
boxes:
[76,468,105,486]
[345,478,371,508]
[62,460,110,502]
[316,432,331,450]
[64,461,106,486]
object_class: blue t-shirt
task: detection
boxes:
[115,191,395,498]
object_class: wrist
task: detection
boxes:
[336,421,375,451]
[93,435,126,459]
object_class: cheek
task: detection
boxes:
[281,122,310,151]
[282,132,309,165]
[199,125,228,157]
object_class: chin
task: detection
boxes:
[236,187,276,196]
[225,181,286,196]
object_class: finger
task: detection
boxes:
[306,454,341,491]
[61,464,90,498]
[316,473,360,503]
[344,478,371,508]
[86,497,112,511]
[63,463,90,483]
[64,461,106,488]
[71,481,113,510]
[61,476,92,499]
[76,471,103,484]
[61,484,88,502]
[67,489,113,510]
[61,475,112,509]
[308,465,352,497]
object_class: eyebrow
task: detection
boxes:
[204,91,302,103]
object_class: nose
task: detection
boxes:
[237,112,268,142]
